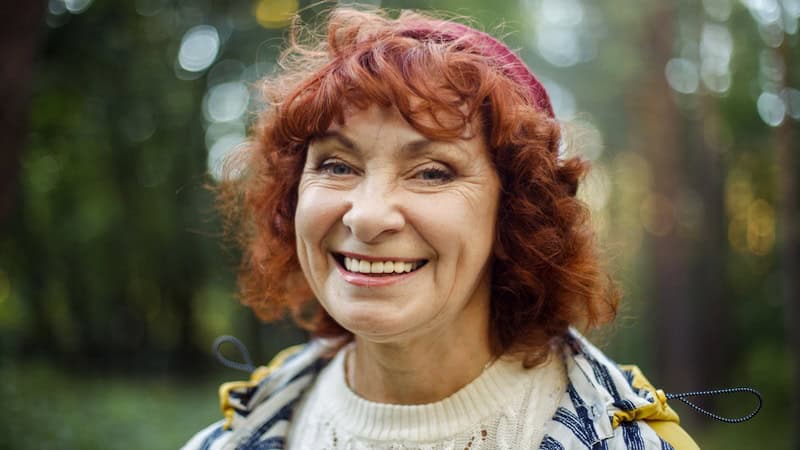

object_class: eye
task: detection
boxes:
[415,166,454,183]
[319,159,355,176]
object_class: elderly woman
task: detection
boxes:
[184,7,698,450]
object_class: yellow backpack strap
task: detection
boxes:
[647,421,700,450]
[218,344,305,430]
[615,366,700,450]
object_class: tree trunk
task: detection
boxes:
[695,92,730,394]
[636,3,699,399]
[0,1,45,223]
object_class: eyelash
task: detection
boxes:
[318,159,355,176]
[416,166,454,183]
[316,158,455,184]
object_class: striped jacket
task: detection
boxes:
[183,330,698,450]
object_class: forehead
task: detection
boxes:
[318,102,480,146]
[326,105,425,142]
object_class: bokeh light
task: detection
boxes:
[578,162,610,211]
[49,0,67,15]
[746,199,776,255]
[563,118,604,161]
[49,0,93,15]
[700,23,733,93]
[725,168,754,216]
[785,87,800,119]
[759,20,785,47]
[742,0,783,25]
[784,0,800,18]
[207,133,246,181]
[64,0,92,14]
[205,121,246,151]
[524,0,600,68]
[724,165,774,256]
[757,91,786,126]
[783,0,800,34]
[541,0,584,26]
[540,77,577,120]
[178,25,220,73]
[703,0,733,21]
[759,49,785,89]
[255,0,299,29]
[202,82,250,123]
[665,58,700,94]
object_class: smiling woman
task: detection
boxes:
[295,105,500,361]
[183,6,698,450]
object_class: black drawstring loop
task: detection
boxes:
[665,387,763,424]
[212,335,256,373]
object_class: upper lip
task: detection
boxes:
[334,251,425,262]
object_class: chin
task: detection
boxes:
[331,306,420,342]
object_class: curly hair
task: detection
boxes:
[219,7,619,366]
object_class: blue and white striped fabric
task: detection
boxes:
[539,332,678,449]
[183,330,684,450]
[182,341,330,450]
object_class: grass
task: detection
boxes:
[0,359,225,450]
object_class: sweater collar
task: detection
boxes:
[312,345,563,441]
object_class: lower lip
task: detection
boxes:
[335,263,420,287]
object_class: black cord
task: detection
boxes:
[212,335,256,373]
[665,387,763,424]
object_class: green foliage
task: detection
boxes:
[1,0,796,448]
[0,360,222,450]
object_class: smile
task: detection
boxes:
[332,253,428,277]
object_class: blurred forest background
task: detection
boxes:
[1,0,797,448]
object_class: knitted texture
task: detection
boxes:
[285,348,567,449]
[399,20,555,118]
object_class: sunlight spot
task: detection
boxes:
[665,58,699,94]
[178,25,219,73]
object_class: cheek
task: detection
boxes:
[295,186,346,248]
[408,194,497,258]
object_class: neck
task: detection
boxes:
[347,299,493,405]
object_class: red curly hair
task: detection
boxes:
[219,8,619,365]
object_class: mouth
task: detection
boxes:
[332,253,428,277]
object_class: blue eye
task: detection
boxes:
[417,167,453,183]
[320,160,354,176]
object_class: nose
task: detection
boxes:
[342,177,405,243]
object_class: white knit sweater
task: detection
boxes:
[285,347,567,450]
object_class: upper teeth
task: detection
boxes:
[344,257,419,274]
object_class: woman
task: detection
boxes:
[185,7,698,450]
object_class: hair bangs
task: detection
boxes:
[280,37,498,145]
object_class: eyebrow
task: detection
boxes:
[312,130,436,154]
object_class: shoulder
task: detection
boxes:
[539,329,699,450]
[181,420,228,450]
[182,341,333,450]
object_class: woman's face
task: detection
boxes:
[294,104,500,344]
